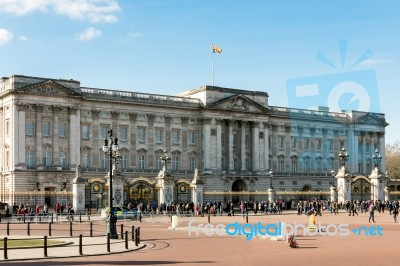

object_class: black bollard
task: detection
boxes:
[27,222,30,236]
[121,224,124,239]
[125,231,128,249]
[131,226,135,242]
[138,227,140,244]
[107,233,111,252]
[44,236,48,257]
[90,222,93,237]
[208,212,210,223]
[70,221,73,237]
[49,222,52,236]
[139,213,142,223]
[23,213,26,224]
[79,213,82,223]
[246,212,248,223]
[51,213,54,224]
[135,228,138,246]
[4,237,8,260]
[79,234,83,255]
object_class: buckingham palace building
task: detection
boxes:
[0,74,390,209]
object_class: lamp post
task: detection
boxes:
[268,170,274,203]
[102,129,119,239]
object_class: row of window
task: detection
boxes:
[275,136,346,152]
[23,149,376,175]
[26,121,67,137]
[26,150,68,168]
[83,125,197,145]
[25,150,197,172]
[358,142,379,154]
[25,122,198,145]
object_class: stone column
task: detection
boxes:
[110,174,124,206]
[336,166,352,203]
[68,107,80,169]
[156,168,174,205]
[191,169,204,205]
[361,131,366,174]
[264,123,270,170]
[52,106,60,165]
[228,121,234,171]
[216,119,222,171]
[129,113,138,168]
[370,167,384,201]
[35,105,43,165]
[252,122,260,172]
[16,104,26,167]
[268,187,275,203]
[348,130,358,174]
[202,118,212,170]
[241,121,246,171]
[147,114,156,168]
[384,186,389,201]
[330,186,336,202]
[164,116,172,152]
[72,166,86,213]
[91,110,101,168]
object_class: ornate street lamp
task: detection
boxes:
[338,146,349,167]
[372,149,382,167]
[269,169,274,189]
[102,129,119,239]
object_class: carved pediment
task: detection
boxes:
[356,113,388,127]
[206,94,269,114]
[17,80,81,97]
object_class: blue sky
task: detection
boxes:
[0,0,398,144]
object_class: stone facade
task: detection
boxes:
[0,75,389,208]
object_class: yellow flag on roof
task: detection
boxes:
[212,44,222,53]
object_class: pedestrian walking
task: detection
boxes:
[369,202,376,223]
[392,203,398,223]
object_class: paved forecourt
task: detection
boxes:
[1,210,399,265]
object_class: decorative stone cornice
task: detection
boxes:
[147,114,156,122]
[110,111,119,119]
[180,116,189,124]
[164,115,172,123]
[129,112,138,122]
[91,109,101,118]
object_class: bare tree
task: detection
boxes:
[386,141,400,180]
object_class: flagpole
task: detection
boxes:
[211,43,214,86]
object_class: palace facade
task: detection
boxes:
[0,75,390,209]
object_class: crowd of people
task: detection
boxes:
[7,202,75,221]
[150,198,400,224]
[6,198,399,223]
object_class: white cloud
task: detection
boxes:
[77,27,101,41]
[0,0,120,23]
[18,35,28,42]
[128,32,144,39]
[0,28,13,45]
